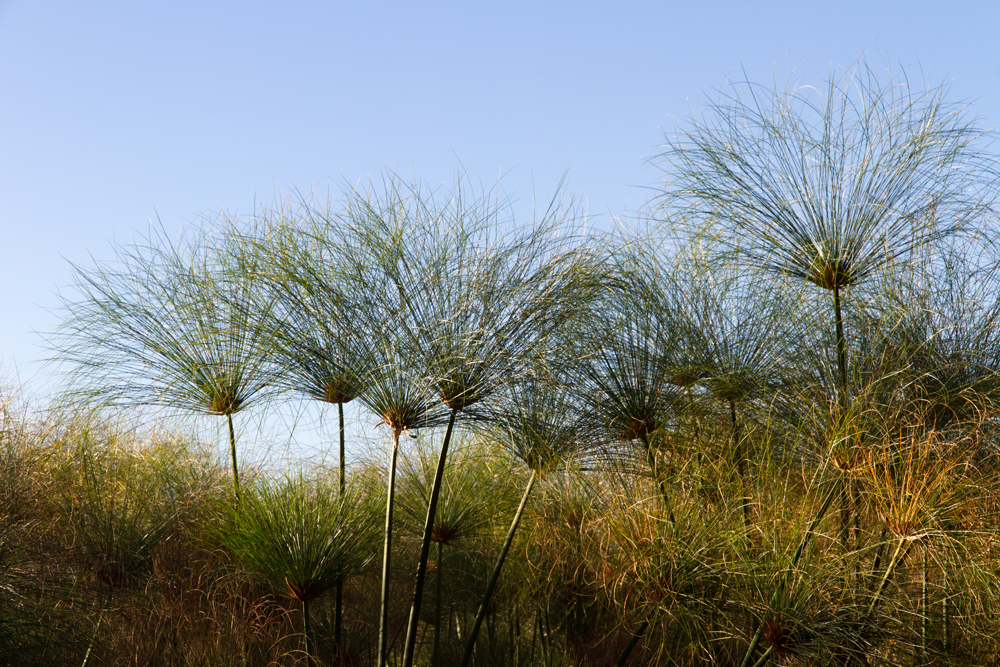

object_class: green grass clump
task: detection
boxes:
[216,470,381,660]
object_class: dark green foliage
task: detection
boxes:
[217,471,380,605]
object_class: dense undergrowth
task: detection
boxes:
[6,380,1000,666]
[8,58,1000,665]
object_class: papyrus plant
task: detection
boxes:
[662,58,997,556]
[459,376,597,666]
[574,255,684,519]
[338,174,592,667]
[248,200,381,648]
[662,58,997,447]
[217,470,380,662]
[53,221,277,500]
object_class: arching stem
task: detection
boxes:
[460,469,538,667]
[402,407,459,667]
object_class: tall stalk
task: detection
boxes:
[302,599,311,660]
[457,376,594,665]
[336,401,346,648]
[833,284,849,408]
[402,408,458,666]
[865,535,915,620]
[339,402,346,492]
[395,435,495,666]
[612,619,649,667]
[378,428,403,667]
[460,470,538,666]
[227,413,240,500]
[832,282,858,554]
[433,540,444,665]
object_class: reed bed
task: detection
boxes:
[12,56,1000,665]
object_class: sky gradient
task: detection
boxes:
[3,0,999,396]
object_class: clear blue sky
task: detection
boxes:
[3,0,999,394]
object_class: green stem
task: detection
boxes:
[750,645,774,667]
[786,480,839,585]
[339,401,346,493]
[433,541,444,666]
[867,535,912,620]
[460,470,538,667]
[336,401,345,650]
[227,413,240,501]
[378,429,402,667]
[402,407,459,667]
[80,614,103,667]
[832,283,848,409]
[612,619,649,667]
[832,284,861,557]
[739,480,840,667]
[303,598,312,662]
[639,433,674,523]
[739,628,764,667]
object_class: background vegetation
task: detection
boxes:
[6,58,1000,666]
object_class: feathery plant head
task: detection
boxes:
[858,237,1000,429]
[665,245,796,408]
[248,195,378,407]
[361,342,452,438]
[342,172,592,415]
[740,552,871,665]
[574,251,684,444]
[219,469,381,603]
[52,219,277,418]
[485,375,598,475]
[858,411,979,541]
[662,57,997,292]
[396,436,498,546]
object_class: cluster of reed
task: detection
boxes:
[8,58,1000,665]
